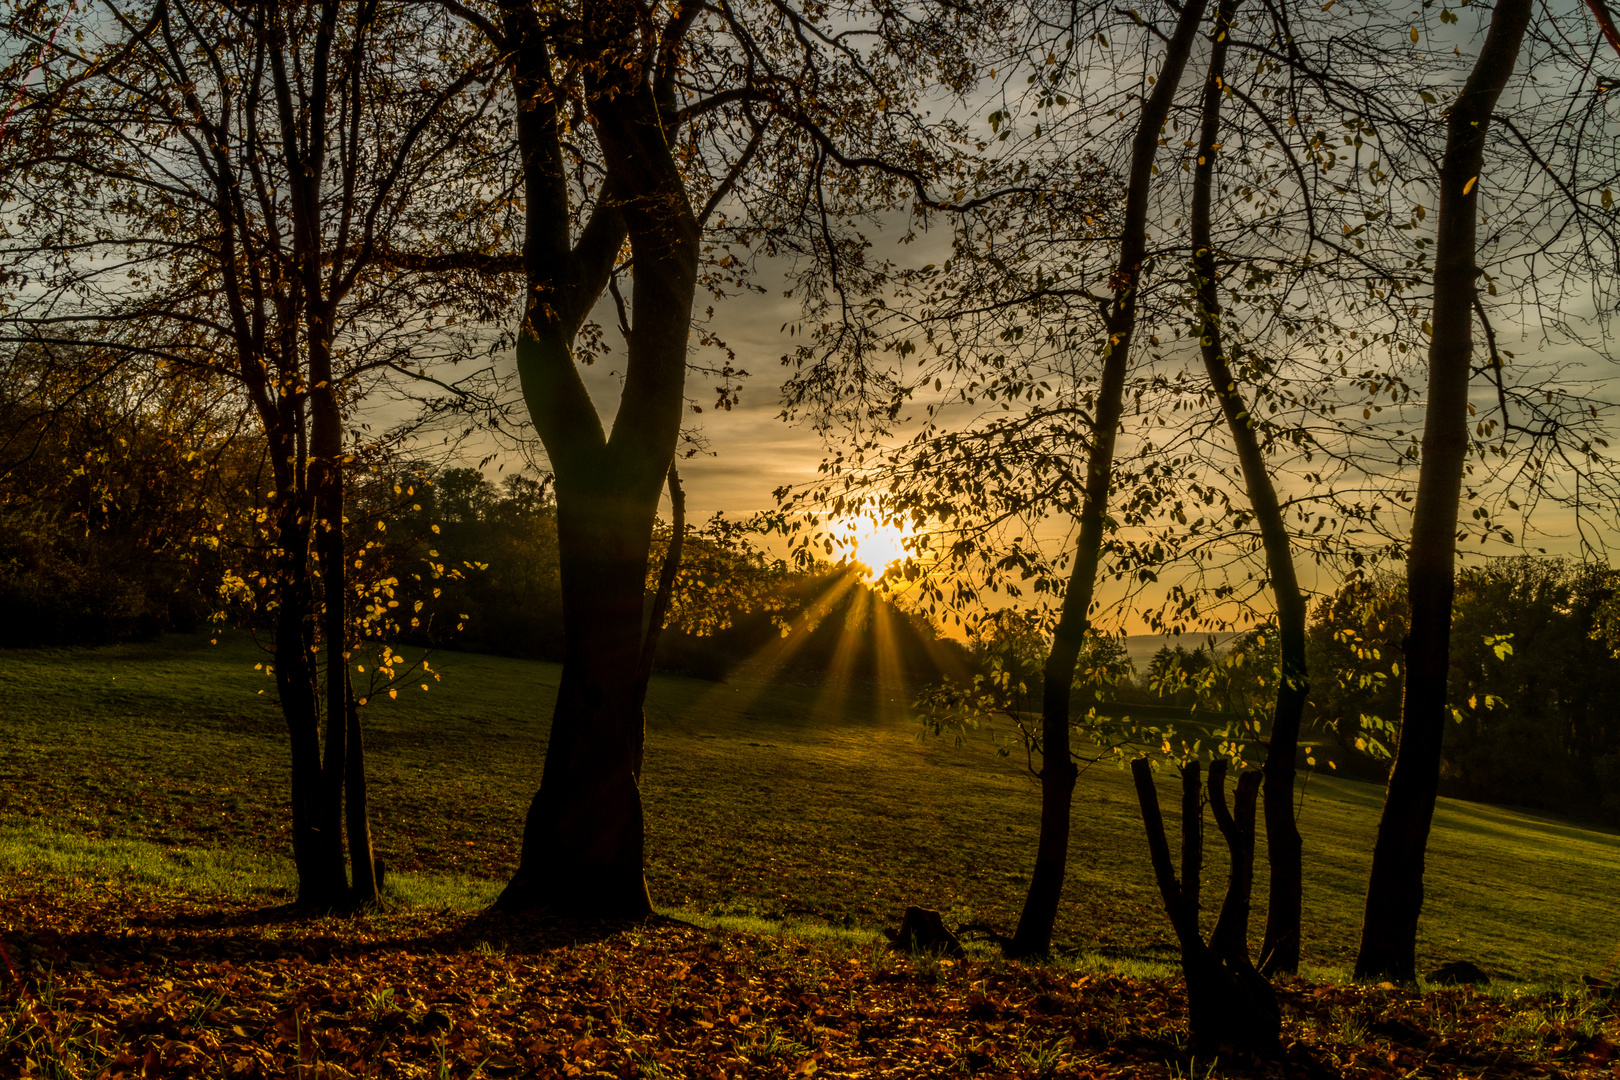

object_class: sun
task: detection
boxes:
[831,516,914,578]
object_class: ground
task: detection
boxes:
[3,633,1620,1077]
[4,882,1617,1079]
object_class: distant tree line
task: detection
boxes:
[1308,558,1620,827]
[953,556,1620,830]
[0,423,967,686]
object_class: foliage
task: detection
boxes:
[1304,558,1620,824]
[0,346,256,645]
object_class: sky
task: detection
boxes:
[582,286,831,522]
[459,0,1620,639]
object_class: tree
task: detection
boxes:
[1133,757,1280,1056]
[1355,0,1535,982]
[440,0,997,915]
[1,0,509,908]
[0,343,253,644]
[1183,0,1309,973]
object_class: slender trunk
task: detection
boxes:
[345,687,377,903]
[308,305,354,906]
[636,465,684,709]
[1180,761,1203,918]
[1007,0,1212,958]
[632,463,684,781]
[1187,0,1306,974]
[273,490,333,905]
[1207,761,1262,966]
[1355,0,1533,982]
[1133,759,1279,1056]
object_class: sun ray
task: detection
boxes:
[666,570,863,724]
[811,580,869,722]
[869,596,909,722]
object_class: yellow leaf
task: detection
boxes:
[389,689,398,699]
[1410,25,1419,41]
[1462,175,1477,195]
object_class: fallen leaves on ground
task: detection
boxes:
[1,876,1615,1079]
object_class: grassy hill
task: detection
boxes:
[2,631,1616,983]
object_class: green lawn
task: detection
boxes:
[1,631,1616,982]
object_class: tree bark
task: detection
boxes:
[1007,0,1212,959]
[1355,0,1533,982]
[494,0,693,917]
[1180,761,1204,919]
[1133,759,1279,1057]
[1187,0,1307,974]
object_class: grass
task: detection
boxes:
[2,630,1618,982]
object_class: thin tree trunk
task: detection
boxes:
[1133,759,1279,1056]
[345,686,378,904]
[633,463,684,782]
[1180,761,1204,919]
[307,301,362,908]
[273,493,335,905]
[1207,761,1262,966]
[636,463,685,713]
[1187,0,1307,974]
[1355,0,1533,982]
[1007,0,1213,958]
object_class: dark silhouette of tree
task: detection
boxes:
[1355,0,1535,983]
[437,0,1002,916]
[1,0,510,909]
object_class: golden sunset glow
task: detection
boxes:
[830,516,915,577]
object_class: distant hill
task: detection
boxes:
[1120,632,1243,671]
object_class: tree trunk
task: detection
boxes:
[1355,0,1533,982]
[272,492,340,906]
[345,687,378,905]
[636,465,685,713]
[1180,761,1204,919]
[1006,0,1212,959]
[495,2,694,918]
[308,306,369,909]
[1187,0,1307,975]
[1133,759,1279,1057]
[1207,762,1262,966]
[495,480,657,916]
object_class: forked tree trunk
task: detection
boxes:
[494,0,693,918]
[1133,758,1279,1057]
[1355,0,1533,982]
[1006,0,1212,959]
[1187,0,1307,974]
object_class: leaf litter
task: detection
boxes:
[2,875,1616,1079]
